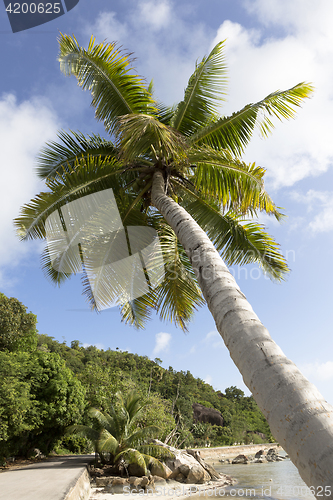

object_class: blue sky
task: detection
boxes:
[1,0,333,404]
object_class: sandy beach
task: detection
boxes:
[89,478,234,500]
[88,445,280,500]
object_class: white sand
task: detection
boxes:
[89,479,233,500]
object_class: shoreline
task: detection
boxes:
[197,443,281,460]
[88,444,281,500]
[89,477,235,500]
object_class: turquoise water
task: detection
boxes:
[203,458,318,500]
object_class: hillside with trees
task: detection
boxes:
[0,293,273,462]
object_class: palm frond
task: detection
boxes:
[181,196,288,281]
[171,41,227,136]
[124,391,147,423]
[187,147,281,217]
[152,222,205,330]
[116,449,148,475]
[40,245,73,287]
[98,428,119,455]
[117,113,187,163]
[126,426,160,447]
[79,209,162,312]
[65,424,99,444]
[89,407,114,431]
[119,296,154,329]
[155,102,177,126]
[58,34,157,134]
[190,82,314,155]
[14,155,127,242]
[37,130,118,179]
[138,444,175,460]
[118,216,204,331]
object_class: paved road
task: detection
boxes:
[0,455,92,500]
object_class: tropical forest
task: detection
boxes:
[0,292,273,463]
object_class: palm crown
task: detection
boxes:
[15,34,313,330]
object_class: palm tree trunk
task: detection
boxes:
[152,169,333,493]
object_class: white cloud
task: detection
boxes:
[83,11,128,42]
[204,330,220,341]
[309,208,333,233]
[137,0,171,30]
[153,332,171,355]
[291,190,333,232]
[82,4,211,106]
[203,330,224,349]
[301,360,333,382]
[204,375,213,385]
[82,0,333,190]
[83,342,105,350]
[0,94,59,286]
[211,3,333,189]
[245,0,333,38]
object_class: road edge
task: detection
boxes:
[64,466,91,500]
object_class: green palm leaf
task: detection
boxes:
[190,82,314,155]
[37,130,118,179]
[58,34,157,134]
[40,245,73,286]
[119,296,154,330]
[181,196,288,281]
[171,41,227,136]
[117,113,187,163]
[118,218,204,330]
[65,424,99,444]
[117,448,148,474]
[126,426,160,447]
[122,391,147,422]
[88,407,114,431]
[14,156,128,241]
[154,222,204,330]
[98,428,119,455]
[186,147,281,217]
[138,445,174,460]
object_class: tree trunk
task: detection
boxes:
[151,169,333,494]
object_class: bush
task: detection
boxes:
[55,435,92,454]
[0,351,86,458]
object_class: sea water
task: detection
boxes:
[201,458,325,500]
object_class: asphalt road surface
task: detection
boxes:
[0,455,92,500]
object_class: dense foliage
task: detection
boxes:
[0,294,273,461]
[67,390,174,473]
[0,349,85,459]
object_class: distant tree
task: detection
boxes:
[78,362,125,410]
[0,293,38,352]
[0,350,85,458]
[136,392,175,441]
[224,386,245,402]
[71,339,81,350]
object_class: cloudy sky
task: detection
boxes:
[1,0,333,403]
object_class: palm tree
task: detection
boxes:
[15,34,333,490]
[67,391,173,474]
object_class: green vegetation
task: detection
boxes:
[67,390,174,473]
[0,294,273,461]
[15,36,312,330]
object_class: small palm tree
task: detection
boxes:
[67,391,173,474]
